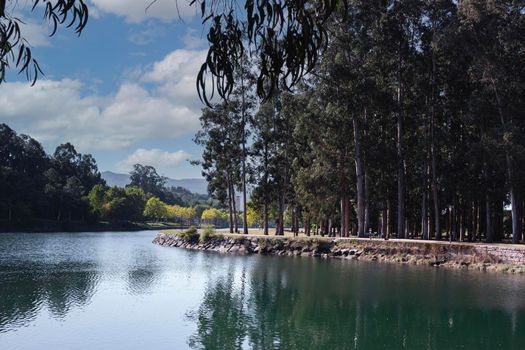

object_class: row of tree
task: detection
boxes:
[196,1,525,243]
[0,123,217,228]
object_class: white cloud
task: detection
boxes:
[21,21,52,47]
[90,0,196,23]
[143,48,208,110]
[128,24,165,45]
[0,79,201,151]
[117,148,191,173]
[0,48,208,177]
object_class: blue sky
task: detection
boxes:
[0,1,211,179]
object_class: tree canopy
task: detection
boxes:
[197,0,525,243]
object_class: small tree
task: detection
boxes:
[143,197,168,222]
[201,208,222,225]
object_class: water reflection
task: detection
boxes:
[187,256,525,350]
[0,232,524,350]
[0,261,99,331]
[187,266,249,349]
[126,251,163,295]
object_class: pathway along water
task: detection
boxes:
[0,231,524,349]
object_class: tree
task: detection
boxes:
[144,197,168,222]
[128,164,167,200]
[194,102,242,233]
[201,207,223,226]
[246,203,262,228]
[229,57,256,234]
[101,186,146,223]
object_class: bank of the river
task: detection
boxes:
[154,231,525,273]
[0,220,183,233]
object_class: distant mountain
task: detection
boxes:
[101,171,130,188]
[101,171,208,194]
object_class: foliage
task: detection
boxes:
[0,1,89,84]
[0,124,105,224]
[199,224,216,242]
[192,0,350,104]
[177,226,199,242]
[246,203,262,228]
[143,197,168,221]
[128,164,167,200]
[201,208,222,222]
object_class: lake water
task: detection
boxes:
[0,231,524,350]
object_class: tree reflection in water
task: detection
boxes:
[186,256,525,350]
[0,261,99,331]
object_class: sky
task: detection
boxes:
[0,0,212,179]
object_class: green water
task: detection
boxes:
[0,231,524,349]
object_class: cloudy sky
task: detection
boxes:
[0,0,210,179]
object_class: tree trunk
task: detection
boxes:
[421,189,428,240]
[263,202,269,235]
[430,41,441,241]
[486,194,493,243]
[510,186,520,244]
[341,194,349,237]
[386,199,392,239]
[491,80,519,243]
[227,176,234,233]
[364,162,370,234]
[381,203,387,238]
[241,76,249,235]
[353,117,366,237]
[276,195,284,236]
[397,49,406,239]
[231,182,238,233]
[305,218,310,237]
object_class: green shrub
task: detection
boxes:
[176,226,199,242]
[200,224,216,242]
[311,238,332,253]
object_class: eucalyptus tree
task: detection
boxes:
[457,0,525,243]
[229,57,256,234]
[194,103,243,233]
[251,102,276,235]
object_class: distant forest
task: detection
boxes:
[0,124,210,229]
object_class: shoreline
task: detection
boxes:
[0,222,184,234]
[153,232,525,274]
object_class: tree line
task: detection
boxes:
[196,1,525,243]
[0,124,213,228]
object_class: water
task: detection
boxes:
[0,231,524,350]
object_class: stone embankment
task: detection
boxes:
[153,233,525,273]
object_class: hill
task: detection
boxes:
[101,171,208,195]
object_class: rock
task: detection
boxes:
[332,249,342,257]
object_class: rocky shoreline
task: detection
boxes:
[153,233,525,273]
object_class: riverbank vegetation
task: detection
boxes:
[195,1,525,244]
